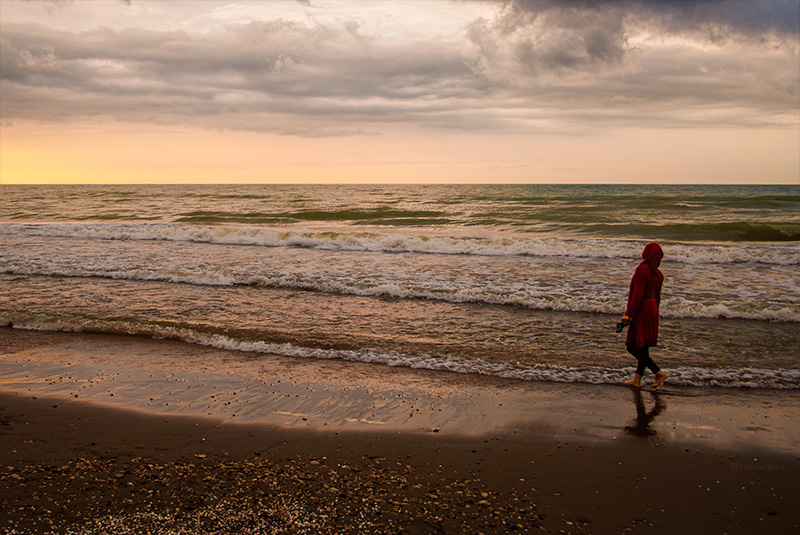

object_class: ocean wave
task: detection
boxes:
[585,222,800,243]
[174,207,453,226]
[3,261,797,322]
[2,316,797,389]
[1,223,798,265]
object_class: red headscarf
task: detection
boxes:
[641,242,663,270]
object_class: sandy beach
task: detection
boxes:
[1,327,799,534]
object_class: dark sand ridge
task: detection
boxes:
[1,328,799,534]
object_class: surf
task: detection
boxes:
[2,223,798,264]
[1,316,797,390]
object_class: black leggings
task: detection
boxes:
[627,345,661,376]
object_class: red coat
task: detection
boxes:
[625,243,663,348]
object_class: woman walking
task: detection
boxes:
[621,242,668,388]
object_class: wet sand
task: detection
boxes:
[1,328,799,534]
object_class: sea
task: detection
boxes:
[1,184,798,389]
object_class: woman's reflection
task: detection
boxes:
[624,388,665,437]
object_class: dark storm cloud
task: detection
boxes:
[464,0,799,125]
[492,0,800,35]
[642,0,799,36]
[0,0,797,135]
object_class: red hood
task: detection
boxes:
[642,242,663,269]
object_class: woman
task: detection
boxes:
[621,242,668,388]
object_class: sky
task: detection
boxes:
[0,0,798,185]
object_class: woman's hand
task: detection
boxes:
[620,315,630,323]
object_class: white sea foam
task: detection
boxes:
[3,259,797,322]
[2,316,797,389]
[2,223,797,265]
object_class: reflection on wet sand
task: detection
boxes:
[624,388,665,438]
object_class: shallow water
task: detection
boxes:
[1,184,798,388]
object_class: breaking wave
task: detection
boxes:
[2,262,797,322]
[1,223,798,265]
[2,314,797,390]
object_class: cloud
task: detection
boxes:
[0,0,797,136]
[0,16,486,135]
[464,0,799,126]
[490,0,800,37]
[465,3,628,78]
[640,0,800,37]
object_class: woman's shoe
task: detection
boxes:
[623,374,643,387]
[651,371,668,388]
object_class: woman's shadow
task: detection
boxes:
[623,388,665,437]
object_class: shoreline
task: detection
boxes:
[1,328,798,451]
[2,328,799,533]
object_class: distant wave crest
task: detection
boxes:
[1,223,797,265]
[586,222,800,243]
